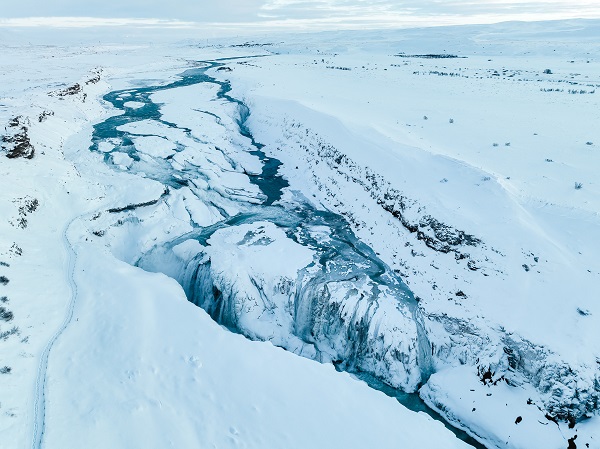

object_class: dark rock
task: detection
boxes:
[467,260,478,271]
[108,188,169,213]
[38,110,54,122]
[0,306,14,322]
[2,125,35,159]
[545,414,559,425]
[55,83,82,96]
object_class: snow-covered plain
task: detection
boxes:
[0,19,599,449]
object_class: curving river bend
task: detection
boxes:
[89,58,486,449]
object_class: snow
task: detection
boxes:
[123,101,144,109]
[207,221,315,279]
[214,21,600,447]
[132,136,177,158]
[421,367,600,449]
[0,29,470,449]
[42,244,469,449]
[0,18,599,449]
[118,120,188,144]
[111,151,133,168]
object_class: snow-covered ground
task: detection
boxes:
[218,21,600,447]
[0,19,598,449]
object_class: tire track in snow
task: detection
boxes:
[31,218,79,449]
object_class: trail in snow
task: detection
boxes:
[31,218,79,449]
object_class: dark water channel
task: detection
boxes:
[89,58,486,449]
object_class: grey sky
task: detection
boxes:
[4,0,265,21]
[2,0,600,27]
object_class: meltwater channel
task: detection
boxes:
[89,58,486,449]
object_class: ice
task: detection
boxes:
[123,101,144,109]
[132,136,177,158]
[1,19,599,449]
[40,245,470,449]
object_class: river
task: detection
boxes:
[89,58,486,449]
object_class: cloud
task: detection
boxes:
[3,0,266,22]
[0,17,196,28]
[1,0,599,29]
[260,0,600,20]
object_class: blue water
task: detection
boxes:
[353,372,486,448]
[89,58,486,449]
[91,61,288,203]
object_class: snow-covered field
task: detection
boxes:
[0,19,599,449]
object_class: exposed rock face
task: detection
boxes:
[499,335,599,421]
[285,122,482,258]
[137,217,600,425]
[140,219,428,392]
[84,58,597,448]
[2,116,34,159]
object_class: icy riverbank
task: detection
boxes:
[1,20,599,449]
[0,33,473,449]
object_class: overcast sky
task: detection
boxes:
[2,0,600,29]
